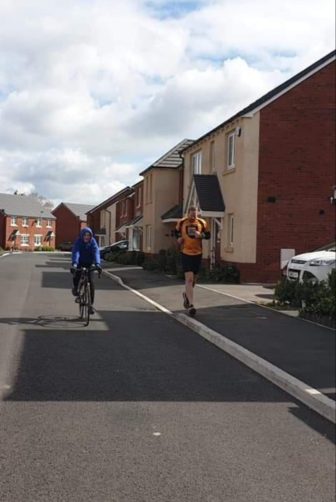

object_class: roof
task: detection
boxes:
[161,204,183,221]
[194,175,225,213]
[182,50,336,152]
[62,202,94,221]
[0,193,55,219]
[86,187,134,214]
[126,215,143,227]
[140,139,194,176]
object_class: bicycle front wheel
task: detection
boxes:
[83,282,91,327]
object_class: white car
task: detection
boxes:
[287,249,336,282]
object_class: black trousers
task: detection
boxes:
[73,269,95,304]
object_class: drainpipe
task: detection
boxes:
[105,208,113,245]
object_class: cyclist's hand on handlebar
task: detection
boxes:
[95,264,102,275]
[70,264,77,274]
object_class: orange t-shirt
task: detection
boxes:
[176,217,208,256]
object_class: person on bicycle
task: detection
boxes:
[175,207,210,315]
[71,227,101,314]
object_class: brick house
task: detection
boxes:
[140,139,193,254]
[52,202,94,248]
[0,193,56,251]
[87,187,134,247]
[115,188,135,242]
[182,50,335,282]
[125,181,144,251]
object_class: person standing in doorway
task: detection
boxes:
[175,207,210,316]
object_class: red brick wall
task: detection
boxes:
[134,183,143,218]
[116,197,134,229]
[255,60,336,283]
[1,215,56,251]
[53,204,81,247]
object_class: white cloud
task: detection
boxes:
[0,0,334,204]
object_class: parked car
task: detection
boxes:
[100,240,129,259]
[287,248,336,282]
[58,241,73,251]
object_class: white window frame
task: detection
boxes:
[227,132,236,169]
[11,216,18,227]
[36,217,42,228]
[34,234,43,246]
[192,151,202,174]
[22,217,29,227]
[228,214,234,247]
[46,219,52,228]
[20,234,29,246]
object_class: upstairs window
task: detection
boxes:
[22,217,29,227]
[11,216,17,226]
[36,217,42,227]
[227,132,236,169]
[192,151,202,174]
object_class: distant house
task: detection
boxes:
[0,193,56,251]
[126,181,144,251]
[52,202,94,248]
[140,139,194,254]
[86,187,133,247]
[182,50,336,282]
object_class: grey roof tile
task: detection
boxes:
[0,193,55,219]
[140,139,194,175]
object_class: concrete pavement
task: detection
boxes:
[0,254,335,502]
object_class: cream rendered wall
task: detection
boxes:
[143,169,180,253]
[183,113,260,264]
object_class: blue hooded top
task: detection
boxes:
[72,227,101,266]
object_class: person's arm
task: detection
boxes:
[195,220,210,239]
[92,238,101,266]
[174,221,184,246]
[71,240,80,266]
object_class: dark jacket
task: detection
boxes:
[72,227,101,266]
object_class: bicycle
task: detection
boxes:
[74,266,101,326]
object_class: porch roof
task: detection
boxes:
[161,204,183,222]
[125,215,143,228]
[193,175,225,215]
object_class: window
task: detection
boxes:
[11,216,17,226]
[36,217,42,227]
[34,235,42,246]
[46,219,52,228]
[22,217,29,227]
[21,235,29,246]
[227,132,235,169]
[228,214,234,247]
[146,225,152,250]
[192,151,202,174]
[210,141,215,172]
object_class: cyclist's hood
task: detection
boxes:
[80,227,94,240]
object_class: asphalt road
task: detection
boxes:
[0,254,334,502]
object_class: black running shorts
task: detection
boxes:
[181,253,202,274]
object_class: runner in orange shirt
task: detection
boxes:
[175,206,210,316]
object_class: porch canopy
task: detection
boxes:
[186,174,225,217]
[161,204,183,223]
[125,215,143,229]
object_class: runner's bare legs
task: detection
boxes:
[185,271,194,306]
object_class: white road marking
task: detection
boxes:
[104,270,336,424]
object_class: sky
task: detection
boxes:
[0,0,335,206]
